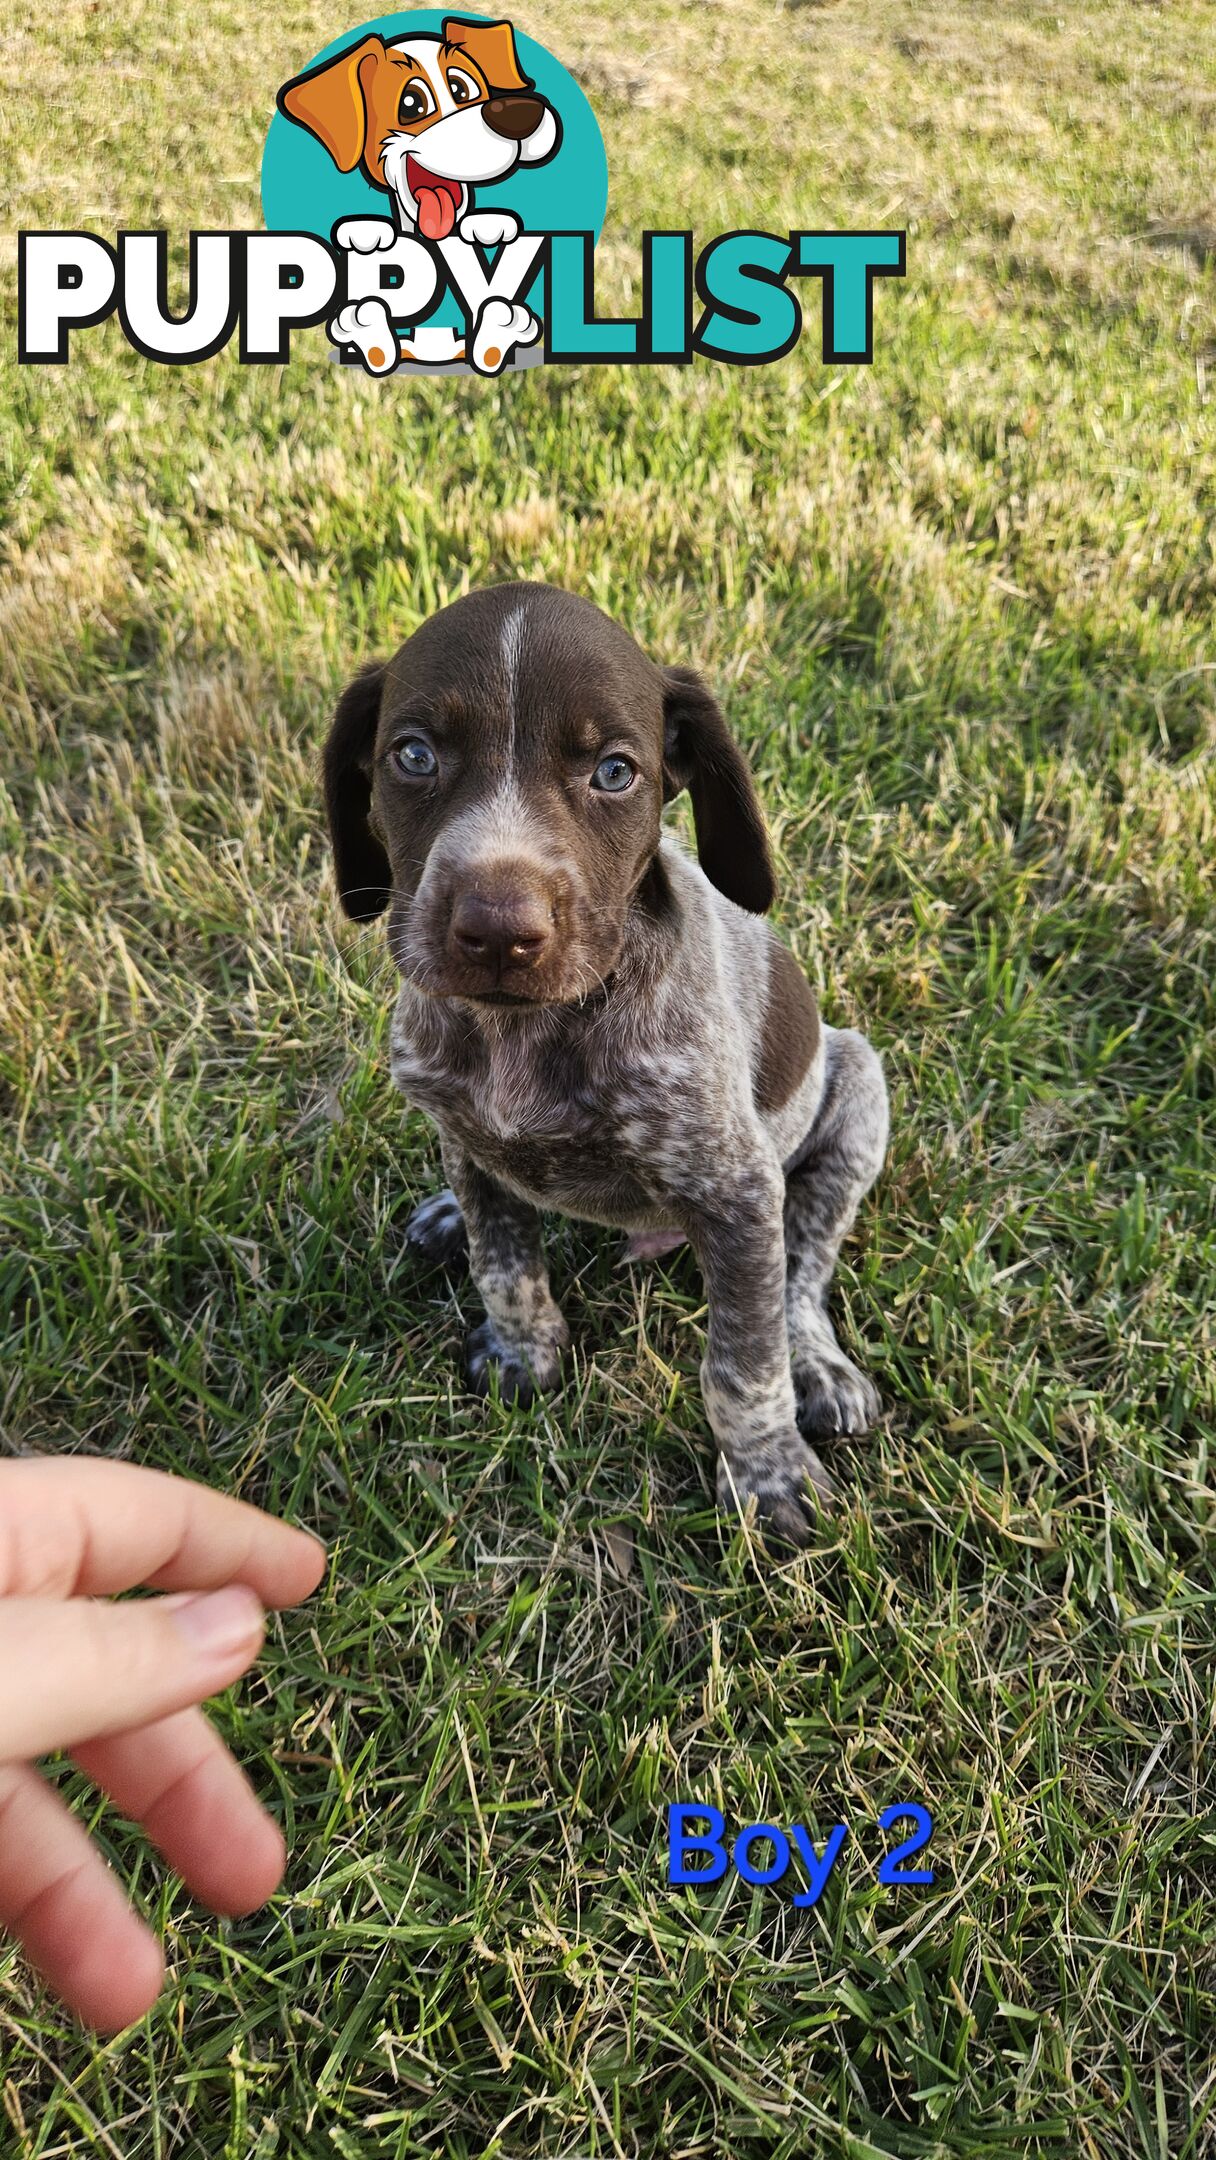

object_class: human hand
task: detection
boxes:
[0,1457,326,2032]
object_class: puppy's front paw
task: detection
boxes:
[405,1188,468,1269]
[329,297,399,374]
[471,296,539,375]
[716,1444,836,1552]
[793,1352,881,1440]
[465,1317,562,1406]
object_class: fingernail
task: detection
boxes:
[170,1584,264,1655]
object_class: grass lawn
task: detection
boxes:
[2,0,1216,2151]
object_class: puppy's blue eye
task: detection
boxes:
[393,737,438,778]
[590,754,636,794]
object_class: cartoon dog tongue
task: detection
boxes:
[416,188,454,240]
[409,162,461,241]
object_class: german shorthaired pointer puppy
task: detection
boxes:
[324,582,888,1545]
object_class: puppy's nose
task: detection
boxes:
[483,93,546,141]
[449,888,553,970]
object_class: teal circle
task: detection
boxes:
[261,11,608,332]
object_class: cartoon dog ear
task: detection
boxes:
[441,15,531,92]
[278,34,385,172]
[661,667,776,914]
[323,661,392,920]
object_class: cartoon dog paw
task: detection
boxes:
[334,217,399,254]
[457,209,521,248]
[329,298,400,375]
[470,297,540,376]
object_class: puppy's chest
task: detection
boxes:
[390,1017,684,1220]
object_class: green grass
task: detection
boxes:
[2,0,1216,2151]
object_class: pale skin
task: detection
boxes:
[0,1458,326,2033]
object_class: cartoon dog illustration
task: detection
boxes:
[278,16,560,375]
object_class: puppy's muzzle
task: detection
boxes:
[448,884,553,977]
[483,94,546,141]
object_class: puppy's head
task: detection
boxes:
[278,18,560,237]
[323,584,774,1009]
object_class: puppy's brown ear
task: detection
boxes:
[324,661,391,920]
[278,35,384,172]
[661,667,775,914]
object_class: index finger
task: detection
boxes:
[0,1458,327,1604]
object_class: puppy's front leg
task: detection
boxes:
[685,1163,834,1547]
[440,1138,569,1406]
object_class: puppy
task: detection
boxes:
[324,584,888,1545]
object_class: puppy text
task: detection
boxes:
[18,226,905,369]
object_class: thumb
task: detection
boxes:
[0,1588,266,1762]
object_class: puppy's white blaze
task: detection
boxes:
[500,603,527,757]
[432,774,552,886]
[385,34,453,115]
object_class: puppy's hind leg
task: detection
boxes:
[785,1027,888,1441]
[405,1187,468,1270]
